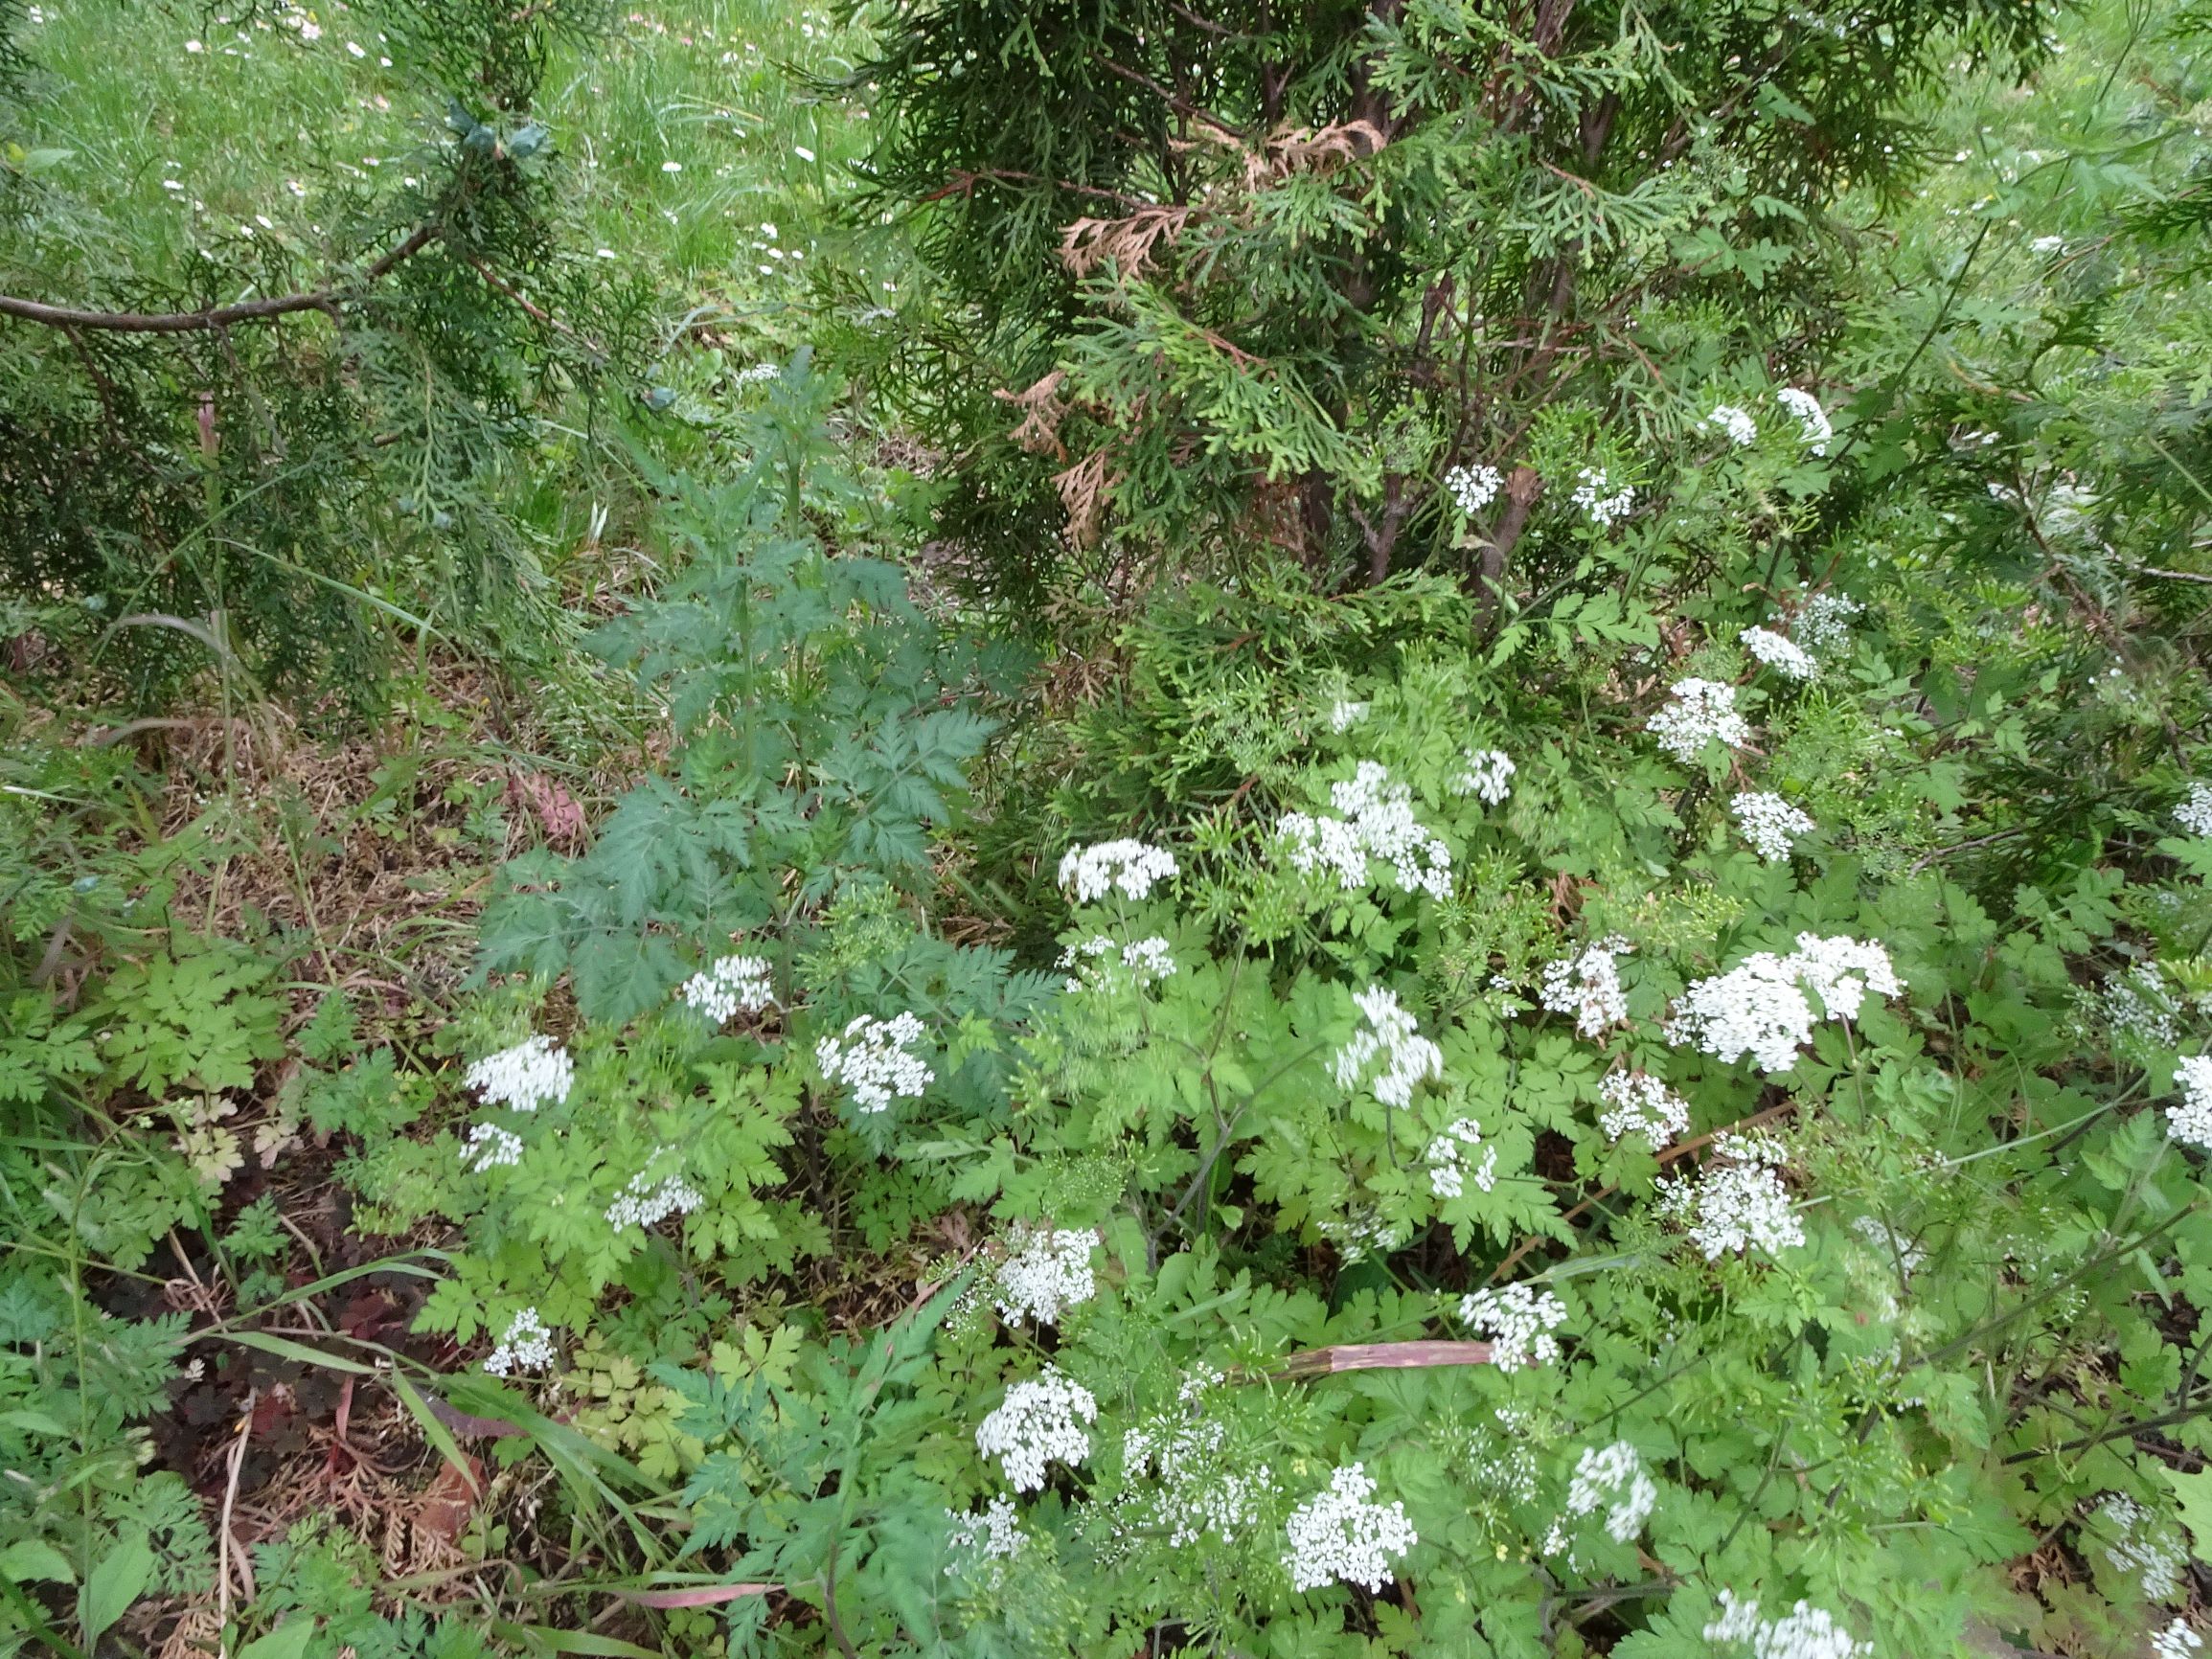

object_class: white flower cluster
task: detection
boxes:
[484,1307,555,1377]
[460,1122,524,1173]
[2102,963,2179,1050]
[1792,591,1861,657]
[1445,462,1503,514]
[2097,1493,2186,1601]
[1459,1284,1568,1372]
[1775,386,1833,456]
[1704,1591,1869,1659]
[1276,761,1453,900]
[1121,1380,1279,1548]
[1425,1118,1498,1199]
[1657,1132,1804,1259]
[1318,1211,1407,1264]
[1328,698,1370,734]
[1058,933,1177,994]
[2171,1056,2212,1150]
[464,1034,573,1112]
[604,1166,705,1234]
[976,1367,1098,1492]
[1732,792,1816,863]
[1334,986,1445,1108]
[816,1012,933,1112]
[1564,1441,1657,1543]
[2155,1620,2204,1659]
[679,954,774,1023]
[992,1224,1099,1328]
[1708,404,1759,446]
[1648,678,1749,763]
[1570,466,1636,528]
[1058,839,1178,903]
[1539,939,1631,1038]
[1597,1071,1689,1145]
[1664,934,1901,1073]
[1281,1464,1417,1593]
[2177,783,2212,838]
[1450,747,1516,806]
[1740,625,1819,682]
[944,1495,1028,1577]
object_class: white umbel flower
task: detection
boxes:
[944,1495,1028,1576]
[1276,761,1452,900]
[2176,783,2212,838]
[604,1166,705,1234]
[992,1225,1100,1328]
[1664,934,1900,1073]
[484,1307,556,1376]
[1564,1441,1657,1542]
[2154,1620,2204,1659]
[2095,1493,2186,1602]
[1597,1072,1689,1145]
[465,1034,573,1112]
[1539,939,1631,1038]
[1425,1118,1498,1198]
[1732,792,1816,863]
[1334,986,1445,1109]
[460,1122,524,1172]
[1707,404,1758,446]
[1445,462,1502,514]
[1792,591,1861,656]
[1059,933,1177,994]
[1570,466,1635,528]
[1656,1131,1804,1258]
[1450,747,1516,806]
[1704,1591,1869,1659]
[1327,698,1370,734]
[976,1367,1097,1492]
[1741,625,1819,681]
[679,955,774,1023]
[1281,1464,1417,1593]
[1648,678,1749,763]
[1459,1284,1568,1372]
[815,1012,933,1112]
[1775,386,1834,455]
[1121,1374,1280,1548]
[1058,839,1178,903]
[2171,1056,2212,1149]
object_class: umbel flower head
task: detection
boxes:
[976,1366,1098,1491]
[2171,1056,2212,1149]
[460,1122,524,1173]
[679,955,774,1023]
[815,1012,933,1112]
[2177,783,2212,839]
[1563,1440,1658,1543]
[1732,792,1815,864]
[1648,678,1749,763]
[464,1034,573,1112]
[1539,938,1630,1038]
[1707,404,1758,446]
[1459,1283,1568,1372]
[1333,986,1444,1109]
[1425,1118,1497,1198]
[1276,761,1452,900]
[1597,1071,1689,1145]
[991,1223,1100,1329]
[1450,747,1516,806]
[1444,461,1502,514]
[1704,1590,1868,1659]
[1740,625,1818,682]
[1775,385,1833,455]
[1281,1464,1417,1593]
[1656,1131,1803,1259]
[944,1496,1028,1580]
[1058,838,1178,903]
[1664,934,1900,1073]
[484,1307,556,1376]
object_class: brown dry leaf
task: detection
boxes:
[1052,450,1119,549]
[1059,205,1194,281]
[509,770,585,846]
[992,371,1070,460]
[414,1454,484,1545]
